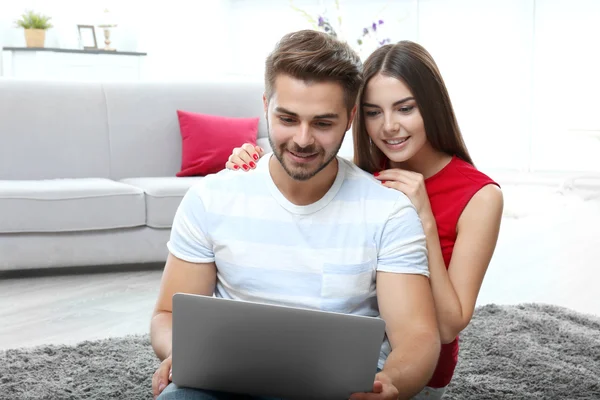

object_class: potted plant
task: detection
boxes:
[15,10,53,48]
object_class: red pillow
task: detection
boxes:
[176,110,259,177]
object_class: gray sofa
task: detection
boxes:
[0,79,271,271]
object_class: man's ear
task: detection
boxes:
[347,104,358,131]
[263,93,268,114]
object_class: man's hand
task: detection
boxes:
[349,371,399,400]
[152,355,172,399]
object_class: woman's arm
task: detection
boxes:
[421,184,503,343]
[376,168,504,342]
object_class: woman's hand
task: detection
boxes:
[374,169,434,222]
[225,143,265,171]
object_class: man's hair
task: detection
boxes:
[264,30,363,114]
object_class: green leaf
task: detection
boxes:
[14,10,53,30]
[289,0,319,30]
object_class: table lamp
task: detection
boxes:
[97,8,117,51]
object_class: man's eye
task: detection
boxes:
[279,117,295,124]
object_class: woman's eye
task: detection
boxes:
[365,110,380,117]
[399,106,414,113]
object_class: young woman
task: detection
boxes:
[224,41,503,399]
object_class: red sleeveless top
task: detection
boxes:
[423,155,499,388]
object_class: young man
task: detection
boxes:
[150,30,440,400]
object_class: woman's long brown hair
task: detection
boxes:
[353,41,474,173]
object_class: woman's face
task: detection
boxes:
[362,73,428,164]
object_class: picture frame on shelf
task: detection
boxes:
[77,25,97,50]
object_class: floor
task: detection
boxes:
[0,267,163,350]
[1,182,599,351]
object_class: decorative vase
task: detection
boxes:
[24,29,46,48]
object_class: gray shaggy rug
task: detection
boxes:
[1,303,599,399]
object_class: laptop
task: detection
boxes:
[171,293,386,400]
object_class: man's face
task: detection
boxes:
[264,74,355,181]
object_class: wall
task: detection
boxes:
[0,0,232,80]
[1,0,599,175]
[133,0,232,81]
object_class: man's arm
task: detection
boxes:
[151,184,217,361]
[376,197,440,399]
[377,272,440,399]
[150,253,217,361]
[151,185,218,397]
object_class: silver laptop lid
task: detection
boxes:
[172,293,386,400]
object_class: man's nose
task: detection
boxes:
[293,124,315,148]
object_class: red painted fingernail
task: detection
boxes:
[253,154,259,160]
[242,165,249,171]
[374,172,380,177]
[249,161,256,168]
[233,165,239,170]
[381,180,386,184]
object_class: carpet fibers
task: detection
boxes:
[1,303,599,399]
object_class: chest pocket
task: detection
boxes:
[320,257,377,312]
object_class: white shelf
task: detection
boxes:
[1,47,146,82]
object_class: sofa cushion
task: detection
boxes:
[0,80,111,180]
[120,177,204,228]
[0,178,145,233]
[176,110,259,177]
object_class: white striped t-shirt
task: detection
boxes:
[167,153,429,369]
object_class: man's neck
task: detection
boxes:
[269,156,339,206]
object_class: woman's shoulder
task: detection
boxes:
[448,156,499,188]
[426,156,501,226]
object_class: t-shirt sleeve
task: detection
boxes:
[377,196,429,277]
[166,186,215,263]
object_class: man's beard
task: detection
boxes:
[267,122,343,181]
